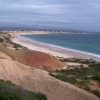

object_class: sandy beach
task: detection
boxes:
[12,36,100,62]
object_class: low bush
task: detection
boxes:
[0,90,21,100]
[49,73,77,84]
[92,90,100,98]
[92,75,100,82]
[4,37,10,41]
[0,80,47,100]
[0,38,4,42]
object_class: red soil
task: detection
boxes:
[0,44,65,70]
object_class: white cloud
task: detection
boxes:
[0,0,100,31]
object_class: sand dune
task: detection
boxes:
[0,52,99,100]
[0,44,65,70]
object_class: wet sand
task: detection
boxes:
[12,36,100,62]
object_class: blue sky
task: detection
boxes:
[0,0,100,32]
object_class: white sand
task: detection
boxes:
[12,36,100,61]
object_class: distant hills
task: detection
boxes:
[0,27,100,33]
[0,27,82,32]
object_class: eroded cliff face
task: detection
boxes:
[0,52,99,100]
[0,44,65,70]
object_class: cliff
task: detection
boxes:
[0,52,99,100]
[0,44,65,70]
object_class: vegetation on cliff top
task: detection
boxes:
[0,33,28,50]
[50,58,100,98]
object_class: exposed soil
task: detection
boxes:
[0,52,99,100]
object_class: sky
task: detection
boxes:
[0,0,100,32]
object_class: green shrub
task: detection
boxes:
[92,90,100,98]
[4,37,10,41]
[35,92,47,100]
[0,90,21,100]
[0,38,4,42]
[49,73,77,84]
[13,43,21,48]
[0,80,17,87]
[0,80,47,100]
[92,75,100,82]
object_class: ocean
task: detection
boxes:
[20,33,100,58]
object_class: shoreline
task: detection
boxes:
[12,35,100,62]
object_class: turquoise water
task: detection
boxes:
[20,33,100,58]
